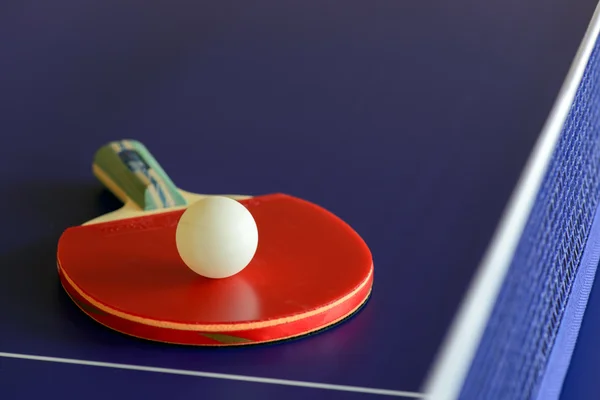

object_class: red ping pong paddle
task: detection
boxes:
[56,140,373,346]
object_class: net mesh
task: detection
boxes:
[459,38,600,399]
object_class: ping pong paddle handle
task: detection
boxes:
[92,140,187,210]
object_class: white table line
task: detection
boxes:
[0,352,424,398]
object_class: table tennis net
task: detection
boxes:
[459,36,600,399]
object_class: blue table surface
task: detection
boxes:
[561,257,600,400]
[1,1,598,399]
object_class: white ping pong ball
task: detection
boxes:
[175,196,258,279]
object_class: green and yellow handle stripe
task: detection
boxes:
[93,140,187,211]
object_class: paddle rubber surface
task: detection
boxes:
[57,194,373,346]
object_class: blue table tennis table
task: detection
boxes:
[3,1,600,399]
